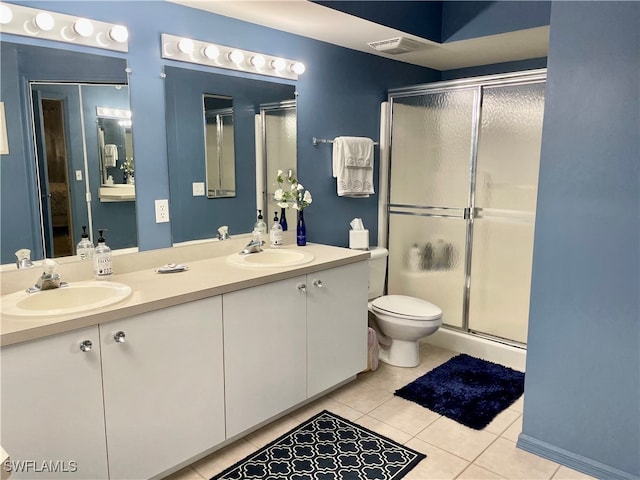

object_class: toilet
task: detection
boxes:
[368,247,442,367]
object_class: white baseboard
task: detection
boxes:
[423,327,527,371]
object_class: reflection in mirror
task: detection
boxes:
[0,41,133,264]
[30,83,137,258]
[259,100,297,228]
[164,65,296,244]
[203,95,235,198]
[97,110,136,202]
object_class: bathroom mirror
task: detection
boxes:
[203,94,235,198]
[30,83,137,257]
[0,41,136,264]
[164,65,296,244]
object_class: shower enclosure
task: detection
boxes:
[385,70,546,346]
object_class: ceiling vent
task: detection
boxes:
[367,36,426,55]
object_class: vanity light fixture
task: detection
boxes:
[73,18,94,38]
[161,33,305,81]
[0,3,128,52]
[249,55,266,69]
[96,107,131,120]
[228,49,244,65]
[0,4,13,24]
[177,38,194,55]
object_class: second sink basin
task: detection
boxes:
[227,248,314,268]
[1,281,132,318]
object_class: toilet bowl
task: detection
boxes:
[368,295,442,367]
[367,247,443,367]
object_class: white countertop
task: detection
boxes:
[0,240,369,347]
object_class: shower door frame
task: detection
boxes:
[383,69,547,348]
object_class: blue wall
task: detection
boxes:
[519,2,639,479]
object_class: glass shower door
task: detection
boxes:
[468,82,546,343]
[387,88,478,329]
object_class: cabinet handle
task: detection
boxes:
[113,331,126,343]
[79,340,93,352]
[297,283,307,293]
[313,279,324,288]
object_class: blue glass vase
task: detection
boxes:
[296,209,306,246]
[279,207,288,231]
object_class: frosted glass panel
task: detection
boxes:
[476,83,545,212]
[387,213,467,328]
[264,107,296,220]
[468,216,535,343]
[389,89,476,208]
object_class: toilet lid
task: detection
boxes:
[371,295,442,321]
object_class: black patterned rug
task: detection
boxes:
[210,410,425,480]
[395,353,525,430]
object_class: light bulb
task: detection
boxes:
[109,25,129,43]
[0,4,13,25]
[73,18,94,37]
[228,49,244,65]
[203,44,219,60]
[177,38,194,54]
[271,58,286,71]
[250,55,266,68]
[34,12,54,31]
[291,62,306,75]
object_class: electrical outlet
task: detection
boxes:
[155,199,170,223]
[192,182,205,196]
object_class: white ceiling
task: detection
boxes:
[168,0,549,71]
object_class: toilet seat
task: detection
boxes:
[371,295,442,321]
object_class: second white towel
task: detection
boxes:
[332,136,374,197]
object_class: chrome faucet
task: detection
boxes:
[15,249,34,269]
[240,238,264,255]
[217,225,231,241]
[27,259,65,293]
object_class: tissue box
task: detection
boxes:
[349,229,369,250]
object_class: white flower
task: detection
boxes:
[277,202,290,208]
[277,169,283,177]
[303,191,312,204]
[297,183,304,191]
[292,204,300,210]
[274,188,284,201]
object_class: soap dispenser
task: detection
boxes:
[76,225,94,261]
[270,212,283,248]
[253,209,267,243]
[94,229,113,280]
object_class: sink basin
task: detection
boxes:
[1,281,132,318]
[227,248,314,268]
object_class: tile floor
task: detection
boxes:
[166,344,596,480]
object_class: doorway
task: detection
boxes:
[37,98,74,257]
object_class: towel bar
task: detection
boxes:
[312,137,379,146]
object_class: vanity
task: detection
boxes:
[0,238,369,479]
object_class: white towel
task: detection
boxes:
[332,136,374,197]
[103,144,118,167]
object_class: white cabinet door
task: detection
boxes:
[0,326,109,479]
[223,275,307,438]
[100,297,224,480]
[307,261,369,397]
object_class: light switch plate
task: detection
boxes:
[75,170,83,181]
[192,182,205,196]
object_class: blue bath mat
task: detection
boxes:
[210,410,425,480]
[395,354,525,430]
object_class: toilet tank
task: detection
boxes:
[368,247,388,300]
